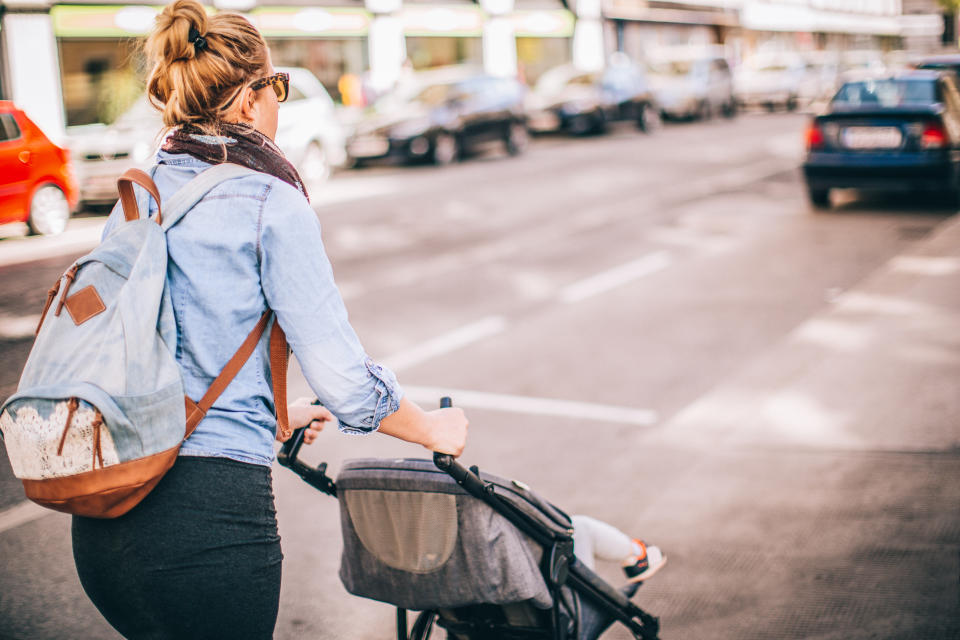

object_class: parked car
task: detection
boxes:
[647,49,736,120]
[802,71,960,208]
[67,67,346,207]
[734,53,811,111]
[0,101,78,235]
[345,67,528,166]
[526,61,661,135]
[915,53,960,84]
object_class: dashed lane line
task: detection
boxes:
[0,500,48,535]
[383,315,507,373]
[404,385,658,426]
[559,251,672,303]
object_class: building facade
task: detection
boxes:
[0,0,950,139]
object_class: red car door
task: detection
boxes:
[0,110,31,224]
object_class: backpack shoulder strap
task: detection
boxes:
[184,312,289,440]
[160,163,260,233]
[117,168,162,223]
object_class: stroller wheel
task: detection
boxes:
[410,611,440,640]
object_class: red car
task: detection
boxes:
[0,101,78,235]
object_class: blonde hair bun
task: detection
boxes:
[145,0,269,130]
[150,0,209,65]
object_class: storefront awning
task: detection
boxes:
[52,5,164,37]
[603,0,738,28]
[401,4,484,37]
[512,9,574,38]
[740,3,902,36]
[250,7,371,37]
[49,4,573,39]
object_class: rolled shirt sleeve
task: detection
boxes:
[259,181,403,433]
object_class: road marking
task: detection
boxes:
[384,315,507,372]
[334,157,798,302]
[0,313,41,340]
[0,218,105,268]
[889,256,960,276]
[404,386,658,426]
[0,500,47,534]
[559,251,672,303]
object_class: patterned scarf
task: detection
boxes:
[163,122,309,202]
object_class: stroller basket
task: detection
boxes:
[278,426,660,640]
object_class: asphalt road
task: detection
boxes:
[0,112,957,640]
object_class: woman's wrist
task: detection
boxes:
[378,398,434,449]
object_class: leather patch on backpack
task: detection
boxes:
[64,286,106,326]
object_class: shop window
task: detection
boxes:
[266,38,367,103]
[58,39,145,126]
[516,37,572,86]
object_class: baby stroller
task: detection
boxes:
[278,400,660,640]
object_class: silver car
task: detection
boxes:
[648,49,736,121]
[67,66,346,208]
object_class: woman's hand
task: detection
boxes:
[424,407,468,457]
[283,397,336,444]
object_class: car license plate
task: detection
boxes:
[528,112,560,131]
[842,126,902,150]
[349,136,389,158]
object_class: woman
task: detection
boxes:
[71,2,468,638]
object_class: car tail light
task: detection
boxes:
[805,123,825,150]
[921,123,947,149]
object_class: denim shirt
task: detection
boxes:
[102,150,403,466]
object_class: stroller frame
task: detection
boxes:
[278,410,661,640]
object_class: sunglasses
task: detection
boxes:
[249,72,290,103]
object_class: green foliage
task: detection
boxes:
[939,0,960,12]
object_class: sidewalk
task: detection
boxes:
[622,214,960,638]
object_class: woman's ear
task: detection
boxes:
[238,87,258,124]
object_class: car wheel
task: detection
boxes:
[432,132,459,166]
[637,103,662,133]
[808,187,831,209]
[27,184,70,236]
[698,100,712,121]
[721,99,737,118]
[504,122,529,156]
[786,95,799,112]
[593,111,608,134]
[299,142,330,194]
[568,115,592,135]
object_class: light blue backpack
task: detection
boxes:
[0,163,290,518]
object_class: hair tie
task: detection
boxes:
[188,27,207,53]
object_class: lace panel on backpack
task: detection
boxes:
[1,400,120,480]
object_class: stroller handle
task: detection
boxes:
[432,396,455,470]
[433,396,491,497]
[276,401,337,497]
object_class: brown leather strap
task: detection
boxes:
[117,168,163,224]
[270,319,290,440]
[184,311,289,439]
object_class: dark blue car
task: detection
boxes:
[802,70,960,208]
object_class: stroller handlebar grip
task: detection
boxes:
[277,401,338,497]
[433,396,456,469]
[432,394,486,496]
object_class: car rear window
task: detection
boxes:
[832,79,936,107]
[0,113,21,141]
